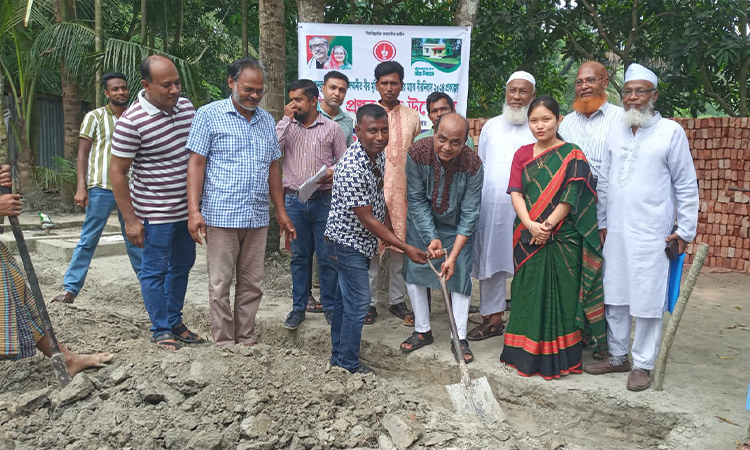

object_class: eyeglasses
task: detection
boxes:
[622,88,656,98]
[310,43,328,50]
[242,88,265,97]
[574,77,606,87]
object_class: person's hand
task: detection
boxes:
[427,239,444,259]
[124,219,145,248]
[440,255,457,281]
[74,187,88,209]
[317,168,335,185]
[277,212,297,243]
[0,165,12,188]
[0,194,22,216]
[599,228,607,246]
[405,245,428,264]
[528,221,550,244]
[666,233,688,254]
[284,101,297,119]
[188,210,207,245]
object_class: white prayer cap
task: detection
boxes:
[507,71,536,88]
[624,63,658,87]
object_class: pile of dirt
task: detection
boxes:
[1,338,548,450]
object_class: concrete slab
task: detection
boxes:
[0,228,123,254]
[35,234,128,262]
[0,211,121,232]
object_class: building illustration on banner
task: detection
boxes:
[411,38,462,73]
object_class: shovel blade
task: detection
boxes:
[445,376,505,423]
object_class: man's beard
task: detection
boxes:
[232,88,256,112]
[502,103,529,126]
[623,99,656,128]
[293,111,308,122]
[572,91,607,115]
[109,98,128,107]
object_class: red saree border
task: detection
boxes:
[503,330,582,355]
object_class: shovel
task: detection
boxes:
[427,254,505,423]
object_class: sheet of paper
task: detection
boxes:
[298,165,329,202]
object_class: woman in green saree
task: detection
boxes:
[499,96,606,380]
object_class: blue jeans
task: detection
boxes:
[285,193,337,312]
[141,219,196,339]
[64,187,142,295]
[326,239,371,373]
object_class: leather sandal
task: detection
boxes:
[450,339,474,364]
[51,291,75,304]
[388,302,415,326]
[466,319,505,341]
[306,295,323,313]
[364,306,377,325]
[172,324,207,344]
[400,331,434,353]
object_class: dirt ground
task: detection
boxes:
[1,235,750,449]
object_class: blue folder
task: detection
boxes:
[667,253,686,314]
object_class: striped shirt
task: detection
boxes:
[276,113,347,191]
[559,102,624,180]
[186,98,281,228]
[317,102,355,147]
[79,105,117,190]
[111,90,195,224]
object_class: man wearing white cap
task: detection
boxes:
[584,63,699,391]
[559,61,623,180]
[467,71,536,341]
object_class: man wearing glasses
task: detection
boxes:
[186,57,295,347]
[584,63,698,391]
[559,61,623,180]
[307,37,330,70]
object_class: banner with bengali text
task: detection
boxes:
[298,23,471,131]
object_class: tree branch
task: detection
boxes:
[699,64,736,116]
[622,0,639,60]
[564,27,596,61]
[579,0,625,60]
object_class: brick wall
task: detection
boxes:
[467,116,750,273]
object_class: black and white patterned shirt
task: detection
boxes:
[325,141,386,259]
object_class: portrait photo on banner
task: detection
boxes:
[306,35,354,71]
[411,38,463,73]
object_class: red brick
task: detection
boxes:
[724,258,732,268]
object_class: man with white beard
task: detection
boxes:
[468,71,536,341]
[584,63,699,391]
[559,61,623,180]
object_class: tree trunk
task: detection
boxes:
[95,0,102,108]
[298,0,325,23]
[162,0,168,53]
[57,0,80,211]
[141,0,147,44]
[172,0,183,53]
[738,1,748,117]
[241,0,248,57]
[259,0,285,255]
[453,0,480,27]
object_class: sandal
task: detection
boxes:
[364,306,377,325]
[388,302,415,327]
[450,339,474,364]
[172,324,207,344]
[400,331,434,353]
[153,333,182,351]
[466,319,505,341]
[306,295,323,313]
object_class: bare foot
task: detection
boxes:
[67,352,114,377]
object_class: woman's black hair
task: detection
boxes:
[527,95,564,141]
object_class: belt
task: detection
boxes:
[284,187,332,200]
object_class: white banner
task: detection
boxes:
[297,23,471,130]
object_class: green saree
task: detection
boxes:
[499,142,605,380]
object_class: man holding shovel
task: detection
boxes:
[0,165,113,374]
[399,113,483,364]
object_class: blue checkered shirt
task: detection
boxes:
[186,98,281,228]
[325,142,386,258]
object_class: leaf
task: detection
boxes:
[716,416,737,426]
[735,306,742,311]
[717,355,734,360]
[726,324,747,329]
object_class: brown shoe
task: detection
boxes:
[627,368,651,391]
[583,358,631,375]
[51,291,75,304]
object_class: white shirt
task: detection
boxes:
[472,115,536,279]
[598,113,699,318]
[559,102,624,180]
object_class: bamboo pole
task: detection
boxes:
[653,243,709,391]
[94,0,102,108]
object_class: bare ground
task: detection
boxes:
[1,241,749,450]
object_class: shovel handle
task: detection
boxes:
[427,253,471,385]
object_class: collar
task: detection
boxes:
[378,100,401,112]
[137,89,182,117]
[317,102,345,121]
[291,111,324,128]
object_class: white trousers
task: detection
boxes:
[368,249,405,307]
[478,271,508,316]
[606,305,663,370]
[407,283,470,340]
